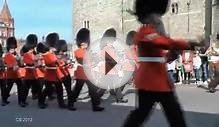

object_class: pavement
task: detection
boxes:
[0,83,219,127]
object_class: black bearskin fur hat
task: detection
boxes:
[26,34,38,49]
[45,33,59,48]
[36,43,49,54]
[100,28,117,49]
[76,28,90,47]
[20,45,31,56]
[126,31,136,46]
[102,28,116,38]
[6,37,17,51]
[56,40,68,53]
[135,0,169,23]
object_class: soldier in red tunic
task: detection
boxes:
[4,37,26,107]
[21,34,42,106]
[0,44,8,106]
[99,28,128,103]
[122,31,137,86]
[71,28,104,111]
[122,0,205,127]
[55,39,75,110]
[38,33,65,109]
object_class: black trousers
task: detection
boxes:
[5,79,25,103]
[72,79,101,107]
[31,79,42,97]
[24,79,43,102]
[123,90,187,127]
[100,75,125,100]
[62,75,73,106]
[39,80,64,105]
[184,72,191,81]
[0,79,7,102]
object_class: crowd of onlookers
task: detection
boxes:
[167,44,219,86]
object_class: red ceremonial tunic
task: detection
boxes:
[23,51,36,79]
[99,45,118,75]
[122,46,137,72]
[0,72,5,79]
[74,48,88,80]
[57,58,70,77]
[134,25,189,92]
[4,52,21,79]
[0,58,6,79]
[43,52,64,81]
[35,54,45,79]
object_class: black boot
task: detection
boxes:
[1,100,10,106]
[38,103,48,109]
[116,98,128,103]
[59,103,67,109]
[19,102,27,108]
[92,106,104,112]
[68,105,77,111]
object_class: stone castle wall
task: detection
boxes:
[73,0,217,43]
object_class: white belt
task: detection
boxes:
[138,57,166,63]
[25,66,35,69]
[45,67,57,70]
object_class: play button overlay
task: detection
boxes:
[105,52,117,75]
[83,37,136,90]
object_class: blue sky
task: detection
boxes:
[2,0,72,42]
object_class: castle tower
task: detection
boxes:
[0,0,15,47]
[212,0,219,42]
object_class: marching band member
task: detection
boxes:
[4,37,26,107]
[71,28,104,111]
[21,34,43,106]
[122,0,205,127]
[99,28,128,103]
[38,33,65,109]
[122,31,137,86]
[55,39,75,110]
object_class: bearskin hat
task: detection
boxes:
[135,0,169,23]
[56,40,68,53]
[45,33,59,48]
[26,34,38,49]
[36,43,49,54]
[100,28,117,49]
[126,31,136,46]
[20,45,31,55]
[6,37,17,51]
[76,28,90,47]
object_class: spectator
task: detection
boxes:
[193,51,202,85]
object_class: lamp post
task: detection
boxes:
[187,0,191,33]
[121,0,125,35]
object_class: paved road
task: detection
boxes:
[0,84,218,127]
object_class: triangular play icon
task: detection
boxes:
[105,52,117,75]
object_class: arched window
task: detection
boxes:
[171,2,179,14]
[172,4,175,13]
[83,20,90,29]
[175,3,179,13]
